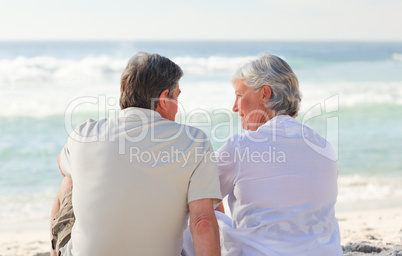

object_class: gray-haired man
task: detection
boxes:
[50,52,222,256]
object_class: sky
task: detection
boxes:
[1,0,401,41]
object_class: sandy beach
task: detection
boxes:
[0,230,49,256]
[337,207,402,255]
[1,207,401,256]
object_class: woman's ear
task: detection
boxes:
[262,85,272,100]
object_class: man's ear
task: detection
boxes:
[157,89,170,110]
[261,85,272,100]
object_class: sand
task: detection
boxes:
[337,207,402,255]
[0,230,50,256]
[1,207,401,256]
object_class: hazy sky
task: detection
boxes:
[1,0,401,41]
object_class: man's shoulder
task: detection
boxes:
[158,121,211,145]
[181,123,209,138]
[69,118,111,142]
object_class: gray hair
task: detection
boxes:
[231,53,302,117]
[120,52,183,110]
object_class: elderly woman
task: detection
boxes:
[214,54,342,255]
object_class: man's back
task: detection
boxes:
[60,107,221,255]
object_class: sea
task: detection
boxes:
[1,41,402,231]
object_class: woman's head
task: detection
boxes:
[231,54,302,130]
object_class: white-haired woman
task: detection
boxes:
[214,54,342,255]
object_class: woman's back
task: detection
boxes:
[217,115,342,256]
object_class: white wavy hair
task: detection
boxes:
[231,53,302,117]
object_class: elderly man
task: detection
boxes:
[50,52,222,256]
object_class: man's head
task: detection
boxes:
[120,52,183,120]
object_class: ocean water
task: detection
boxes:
[1,41,402,228]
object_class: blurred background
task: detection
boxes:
[1,0,401,232]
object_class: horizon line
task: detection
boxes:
[0,39,401,43]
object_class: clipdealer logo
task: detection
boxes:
[63,94,339,161]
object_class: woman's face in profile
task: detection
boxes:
[233,79,270,131]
